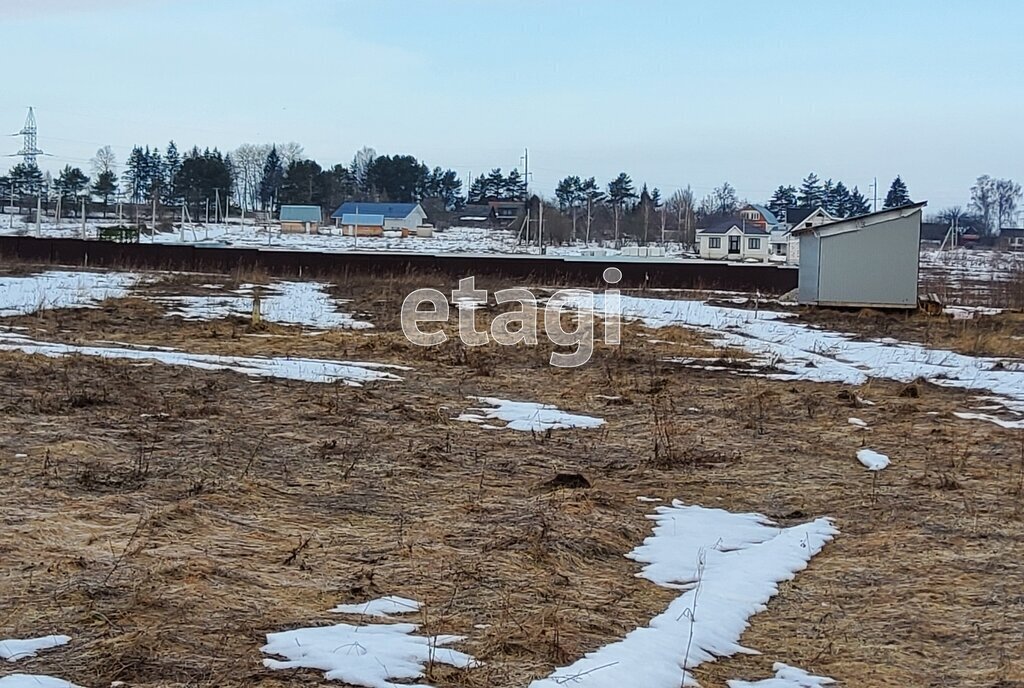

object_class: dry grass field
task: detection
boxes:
[2,266,1023,688]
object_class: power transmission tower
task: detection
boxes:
[14,107,45,166]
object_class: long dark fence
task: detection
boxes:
[0,237,798,293]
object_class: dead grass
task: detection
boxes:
[2,267,1024,687]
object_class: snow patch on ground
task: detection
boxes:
[154,281,371,329]
[0,331,405,385]
[0,270,138,317]
[261,621,479,688]
[847,417,868,428]
[559,293,1024,416]
[456,396,605,432]
[530,501,837,688]
[953,411,1024,430]
[727,663,836,687]
[0,675,84,688]
[1,635,71,662]
[330,596,421,618]
[856,449,890,471]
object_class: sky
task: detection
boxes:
[1,0,1021,209]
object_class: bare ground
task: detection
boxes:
[1,268,1023,688]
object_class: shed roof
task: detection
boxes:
[340,213,386,226]
[331,202,421,219]
[792,202,927,236]
[279,205,322,222]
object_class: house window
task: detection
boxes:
[748,238,761,250]
[773,243,786,255]
[708,237,721,249]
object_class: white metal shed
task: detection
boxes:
[795,202,926,309]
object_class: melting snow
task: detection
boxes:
[530,501,836,688]
[0,331,405,385]
[0,676,83,688]
[154,281,371,329]
[261,621,479,688]
[727,663,835,687]
[0,270,138,317]
[456,396,605,432]
[847,417,868,428]
[558,293,1024,416]
[330,596,421,617]
[856,449,890,471]
[1,636,71,662]
[952,411,1024,430]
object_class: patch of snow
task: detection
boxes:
[636,496,662,503]
[0,675,84,688]
[0,271,138,317]
[727,662,835,687]
[1,636,71,662]
[847,417,868,428]
[330,596,421,618]
[0,331,405,386]
[557,293,1024,417]
[456,396,605,432]
[953,411,1024,430]
[261,621,479,688]
[530,501,837,688]
[154,281,371,329]
[856,449,890,471]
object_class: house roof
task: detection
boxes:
[920,222,951,241]
[279,205,322,222]
[698,219,769,235]
[784,207,816,226]
[1000,227,1024,237]
[746,204,779,226]
[331,202,421,219]
[341,213,386,226]
[791,202,928,236]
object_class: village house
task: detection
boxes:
[999,228,1024,251]
[774,207,837,264]
[279,205,323,234]
[696,219,771,261]
[331,202,428,234]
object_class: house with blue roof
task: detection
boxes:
[331,202,428,235]
[279,205,323,233]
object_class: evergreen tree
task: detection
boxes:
[123,146,147,204]
[766,185,798,216]
[56,165,90,214]
[92,170,118,217]
[163,141,182,204]
[467,175,489,204]
[830,181,852,217]
[579,177,604,244]
[174,148,233,218]
[503,169,526,200]
[606,172,637,243]
[484,168,505,199]
[798,173,823,208]
[145,146,164,202]
[8,163,43,199]
[821,179,835,214]
[847,186,871,216]
[279,159,324,206]
[259,146,284,210]
[883,175,911,208]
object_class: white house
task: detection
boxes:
[772,207,838,265]
[696,219,771,261]
[331,202,428,233]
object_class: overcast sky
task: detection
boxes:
[2,0,1021,208]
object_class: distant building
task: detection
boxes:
[738,203,781,231]
[776,207,837,264]
[279,205,322,233]
[696,219,770,261]
[331,202,427,232]
[488,200,523,224]
[339,213,386,237]
[999,228,1024,251]
[795,202,926,309]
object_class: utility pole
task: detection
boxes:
[35,193,41,236]
[522,147,530,247]
[538,198,544,253]
[81,196,86,239]
[180,204,186,243]
[151,196,157,242]
[8,186,14,229]
[215,188,221,224]
[871,177,878,212]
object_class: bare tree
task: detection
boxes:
[667,186,697,246]
[277,142,305,168]
[232,143,272,211]
[995,179,1022,230]
[971,175,997,236]
[90,145,117,176]
[350,146,376,196]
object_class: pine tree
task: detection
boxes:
[123,146,147,204]
[798,173,823,208]
[606,173,637,244]
[163,141,182,204]
[56,165,90,214]
[92,170,118,217]
[848,186,871,216]
[883,176,911,208]
[503,169,525,200]
[766,185,798,216]
[259,146,284,210]
[831,181,852,217]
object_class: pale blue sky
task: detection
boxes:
[2,0,1021,208]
